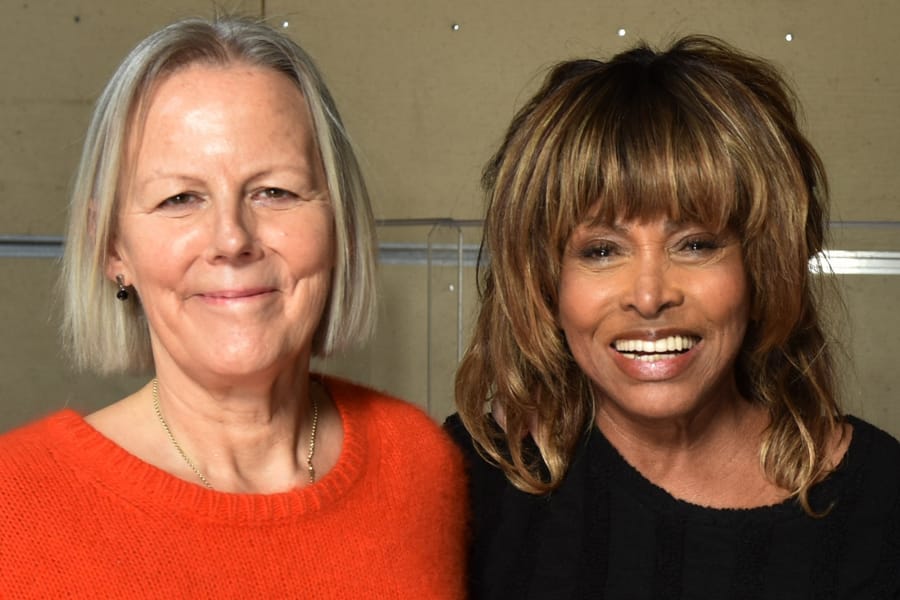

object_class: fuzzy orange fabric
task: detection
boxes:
[0,376,467,598]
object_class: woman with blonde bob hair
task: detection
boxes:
[64,15,373,371]
[447,35,900,598]
[0,16,466,597]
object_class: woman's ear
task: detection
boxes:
[105,234,128,283]
[88,198,125,283]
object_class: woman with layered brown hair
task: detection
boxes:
[447,35,900,598]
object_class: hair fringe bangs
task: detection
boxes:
[547,73,744,235]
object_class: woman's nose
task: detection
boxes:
[206,201,261,262]
[621,254,684,317]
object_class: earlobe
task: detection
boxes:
[106,255,132,302]
[114,274,130,301]
[106,236,135,301]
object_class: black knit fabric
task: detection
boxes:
[445,415,900,600]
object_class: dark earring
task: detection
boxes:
[115,275,129,301]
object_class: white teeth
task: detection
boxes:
[614,335,698,359]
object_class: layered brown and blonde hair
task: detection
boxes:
[455,35,842,513]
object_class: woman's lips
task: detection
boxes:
[608,333,701,379]
[197,288,276,302]
[613,335,700,361]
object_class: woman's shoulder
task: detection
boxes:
[0,411,89,564]
[443,413,499,470]
[0,409,80,456]
[819,415,900,525]
[844,415,900,470]
[0,410,86,500]
[443,412,472,450]
[841,416,900,498]
[320,375,463,469]
[443,412,526,504]
[321,374,441,429]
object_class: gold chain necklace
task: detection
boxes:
[151,378,320,489]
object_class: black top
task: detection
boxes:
[445,414,900,600]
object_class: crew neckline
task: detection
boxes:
[587,415,869,523]
[43,374,367,524]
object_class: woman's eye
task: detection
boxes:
[257,188,298,202]
[679,236,720,254]
[159,193,199,209]
[580,243,618,260]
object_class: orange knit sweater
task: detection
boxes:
[0,376,467,598]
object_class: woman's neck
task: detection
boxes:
[87,364,340,494]
[595,396,789,508]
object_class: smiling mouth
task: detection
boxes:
[202,288,274,300]
[613,335,700,362]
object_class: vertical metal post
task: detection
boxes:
[457,226,464,362]
[425,225,437,414]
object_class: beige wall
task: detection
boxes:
[1,1,898,437]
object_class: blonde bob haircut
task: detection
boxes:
[455,35,841,514]
[62,16,376,373]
